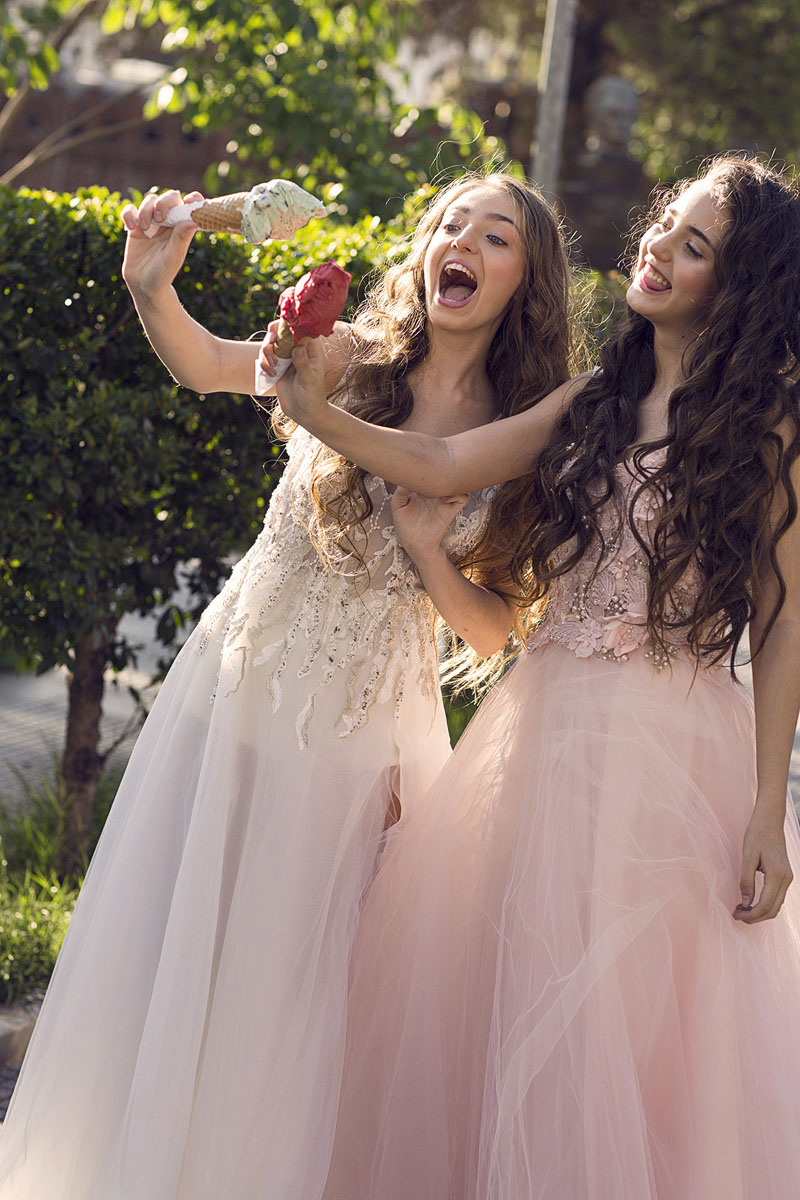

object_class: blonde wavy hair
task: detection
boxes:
[273,170,584,692]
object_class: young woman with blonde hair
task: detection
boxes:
[0,172,581,1199]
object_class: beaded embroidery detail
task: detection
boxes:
[530,450,699,667]
[197,425,492,748]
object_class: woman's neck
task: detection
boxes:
[405,337,497,431]
[652,326,692,389]
[637,327,695,440]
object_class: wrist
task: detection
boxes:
[406,545,448,571]
[307,395,338,438]
[753,787,789,819]
[128,280,175,313]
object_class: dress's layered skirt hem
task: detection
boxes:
[0,624,451,1200]
[324,645,800,1200]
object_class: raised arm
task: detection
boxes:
[121,190,350,396]
[736,440,800,923]
[277,338,587,495]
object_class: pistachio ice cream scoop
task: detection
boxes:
[143,179,325,243]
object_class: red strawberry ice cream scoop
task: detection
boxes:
[278,260,352,343]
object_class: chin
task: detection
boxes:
[625,281,645,314]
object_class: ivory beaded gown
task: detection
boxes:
[0,420,491,1200]
[323,449,800,1200]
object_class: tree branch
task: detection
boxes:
[0,114,151,185]
[21,83,158,160]
[0,0,109,151]
[49,0,108,55]
[0,78,33,147]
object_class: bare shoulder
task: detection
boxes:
[323,322,356,392]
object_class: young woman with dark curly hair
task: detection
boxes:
[0,174,581,1199]
[277,155,800,1198]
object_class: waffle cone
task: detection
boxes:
[274,320,295,357]
[274,320,312,356]
[190,193,250,234]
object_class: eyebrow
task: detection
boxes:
[449,204,516,227]
[665,205,717,251]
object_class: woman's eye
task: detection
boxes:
[685,242,703,260]
[443,223,460,233]
[487,234,506,246]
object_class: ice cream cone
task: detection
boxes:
[273,320,313,357]
[253,261,351,396]
[140,179,326,242]
[190,192,250,234]
[273,320,295,358]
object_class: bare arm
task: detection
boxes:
[735,443,800,923]
[277,338,588,495]
[391,489,514,656]
[121,190,349,395]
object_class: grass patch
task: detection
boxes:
[0,758,125,1000]
[0,868,76,1004]
[0,755,123,885]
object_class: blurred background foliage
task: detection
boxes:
[0,0,499,216]
[3,0,798,216]
[415,0,800,182]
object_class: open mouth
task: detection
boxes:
[638,263,671,293]
[437,261,478,307]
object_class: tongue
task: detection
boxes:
[646,272,670,292]
[443,283,474,302]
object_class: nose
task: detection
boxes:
[451,224,476,252]
[647,225,671,262]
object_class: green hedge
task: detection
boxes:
[0,185,397,674]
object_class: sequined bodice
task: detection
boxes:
[531,451,702,666]
[197,425,492,747]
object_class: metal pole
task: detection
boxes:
[529,0,580,195]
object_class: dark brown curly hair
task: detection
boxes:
[275,170,585,686]
[510,155,800,671]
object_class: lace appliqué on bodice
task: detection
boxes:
[530,451,701,667]
[197,425,492,748]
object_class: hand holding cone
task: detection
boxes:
[143,179,325,243]
[254,261,352,394]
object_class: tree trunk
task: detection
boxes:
[529,0,580,192]
[59,630,108,878]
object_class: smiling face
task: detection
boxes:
[422,184,525,339]
[627,180,731,340]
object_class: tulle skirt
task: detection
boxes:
[324,644,800,1200]
[0,621,451,1199]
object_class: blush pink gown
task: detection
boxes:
[322,450,800,1200]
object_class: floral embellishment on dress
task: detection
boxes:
[196,423,494,748]
[530,451,698,668]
